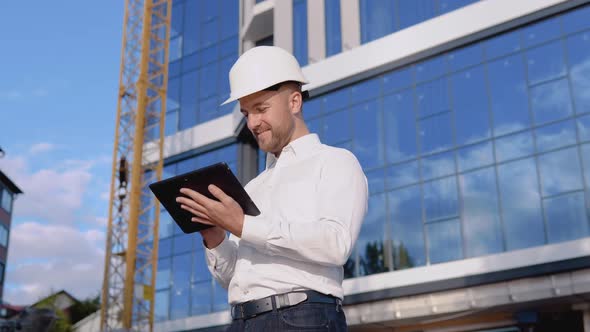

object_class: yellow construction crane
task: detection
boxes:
[100,0,172,330]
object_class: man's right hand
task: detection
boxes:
[200,226,226,249]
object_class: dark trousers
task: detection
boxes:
[226,302,348,331]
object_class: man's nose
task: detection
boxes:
[247,113,262,130]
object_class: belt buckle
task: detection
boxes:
[231,304,245,319]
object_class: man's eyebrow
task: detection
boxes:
[241,102,270,112]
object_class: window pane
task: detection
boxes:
[457,140,493,172]
[398,0,435,30]
[526,41,566,85]
[366,168,385,195]
[165,110,178,136]
[173,234,193,254]
[521,17,561,48]
[382,68,413,93]
[578,114,590,142]
[487,55,530,136]
[323,109,351,145]
[155,290,170,322]
[191,281,212,315]
[167,77,181,110]
[386,160,419,189]
[460,168,503,257]
[562,5,590,34]
[172,253,192,290]
[495,130,534,163]
[419,112,453,153]
[582,144,590,189]
[567,32,590,114]
[304,97,322,119]
[1,190,12,213]
[360,0,396,44]
[201,19,219,48]
[423,176,458,221]
[353,100,384,169]
[293,0,308,66]
[213,282,229,312]
[183,1,200,54]
[544,192,589,243]
[170,284,190,319]
[179,71,199,130]
[383,90,417,163]
[447,44,484,71]
[497,158,545,250]
[427,219,462,264]
[220,0,238,39]
[351,77,381,104]
[358,193,388,276]
[535,119,577,153]
[322,88,349,113]
[170,3,184,38]
[416,77,450,117]
[389,185,426,269]
[485,30,521,60]
[438,0,477,14]
[452,66,491,144]
[538,147,583,196]
[156,258,171,290]
[422,150,455,180]
[530,79,573,125]
[159,237,172,258]
[415,56,447,82]
[325,0,342,56]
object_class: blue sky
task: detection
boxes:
[0,1,124,304]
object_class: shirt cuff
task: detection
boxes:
[204,233,232,265]
[241,214,272,249]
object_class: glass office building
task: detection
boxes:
[151,1,590,331]
[0,170,22,302]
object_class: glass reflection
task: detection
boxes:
[427,219,462,264]
[535,119,577,153]
[526,41,567,85]
[457,141,493,172]
[486,30,521,60]
[544,191,589,243]
[389,185,426,269]
[522,16,561,48]
[191,281,212,315]
[155,290,170,322]
[213,281,229,311]
[156,258,171,290]
[383,90,417,163]
[530,79,573,125]
[538,147,583,196]
[323,109,351,145]
[416,77,449,117]
[353,100,384,169]
[487,55,530,136]
[366,168,385,195]
[460,168,503,257]
[193,249,210,283]
[422,150,455,180]
[497,158,545,250]
[577,114,590,142]
[452,66,490,144]
[419,112,453,153]
[447,43,484,71]
[358,194,388,276]
[423,176,458,221]
[386,160,419,189]
[360,0,396,44]
[567,32,590,114]
[495,130,534,163]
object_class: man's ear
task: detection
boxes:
[289,90,303,115]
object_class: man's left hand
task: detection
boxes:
[176,185,245,237]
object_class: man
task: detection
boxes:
[176,46,368,331]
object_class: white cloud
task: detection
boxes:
[0,153,94,225]
[5,222,105,305]
[28,142,57,155]
[0,90,23,100]
[32,88,49,97]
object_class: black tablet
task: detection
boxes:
[149,162,260,234]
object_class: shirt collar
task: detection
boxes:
[265,133,321,168]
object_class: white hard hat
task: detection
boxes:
[221,46,309,105]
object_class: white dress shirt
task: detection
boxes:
[204,133,368,304]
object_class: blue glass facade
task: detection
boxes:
[304,4,590,277]
[153,0,590,326]
[154,144,238,321]
[164,0,239,136]
[360,0,479,44]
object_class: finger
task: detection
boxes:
[208,184,233,205]
[180,204,210,221]
[191,217,214,225]
[179,188,214,208]
[176,197,209,215]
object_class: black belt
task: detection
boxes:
[231,290,342,320]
